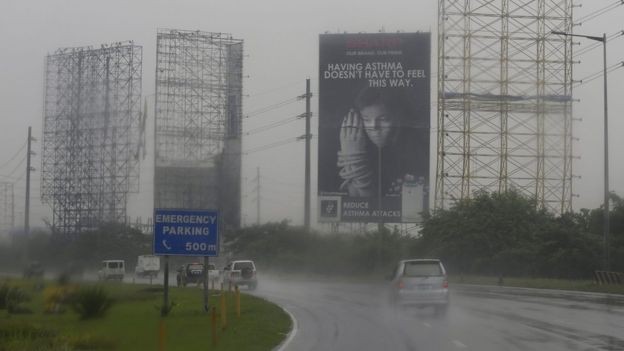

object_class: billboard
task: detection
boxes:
[318,33,430,223]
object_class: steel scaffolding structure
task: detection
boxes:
[42,42,143,235]
[0,182,14,236]
[154,29,243,229]
[435,0,574,213]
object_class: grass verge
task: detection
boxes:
[0,278,290,351]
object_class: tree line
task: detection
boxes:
[2,190,623,279]
[225,191,624,279]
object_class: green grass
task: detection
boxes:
[450,274,624,295]
[0,278,291,351]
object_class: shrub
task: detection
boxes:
[59,333,116,350]
[71,286,113,319]
[57,272,72,286]
[5,286,32,314]
[0,283,9,309]
[43,285,78,314]
[0,322,57,350]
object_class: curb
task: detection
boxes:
[273,305,298,351]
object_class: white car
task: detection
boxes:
[388,259,449,315]
[222,260,257,290]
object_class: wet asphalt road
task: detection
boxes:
[250,277,624,351]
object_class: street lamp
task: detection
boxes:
[551,30,610,270]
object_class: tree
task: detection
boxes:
[420,190,553,276]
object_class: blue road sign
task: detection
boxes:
[153,209,219,256]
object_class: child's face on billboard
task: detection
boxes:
[360,103,395,148]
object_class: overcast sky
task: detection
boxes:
[1,0,623,230]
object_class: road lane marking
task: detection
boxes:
[275,306,298,351]
[452,340,467,348]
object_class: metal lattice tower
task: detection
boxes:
[42,42,143,235]
[0,182,14,236]
[435,0,574,213]
[154,29,243,229]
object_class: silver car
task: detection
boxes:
[388,259,449,314]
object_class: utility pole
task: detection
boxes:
[304,78,311,232]
[256,167,260,225]
[11,184,15,229]
[24,126,33,262]
[552,30,610,270]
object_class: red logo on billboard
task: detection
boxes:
[345,37,402,49]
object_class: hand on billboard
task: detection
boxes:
[339,109,366,156]
[337,108,372,197]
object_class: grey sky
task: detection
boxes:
[1,0,623,229]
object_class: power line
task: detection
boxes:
[574,30,624,57]
[246,80,304,98]
[0,155,26,181]
[0,141,27,170]
[574,61,624,87]
[575,1,624,25]
[244,137,301,155]
[245,114,302,136]
[244,96,300,119]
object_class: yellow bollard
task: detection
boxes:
[220,293,227,330]
[235,285,240,318]
[211,306,218,347]
[158,319,166,351]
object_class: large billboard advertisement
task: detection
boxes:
[318,33,430,223]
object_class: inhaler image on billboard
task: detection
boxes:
[318,33,430,223]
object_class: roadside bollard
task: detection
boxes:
[158,319,166,351]
[220,293,227,330]
[235,285,240,318]
[211,306,218,347]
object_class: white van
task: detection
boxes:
[98,260,125,281]
[134,255,160,279]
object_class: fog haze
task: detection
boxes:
[1,0,623,230]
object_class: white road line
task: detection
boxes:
[423,322,432,328]
[274,305,298,351]
[452,340,468,348]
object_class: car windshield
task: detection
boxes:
[107,262,122,269]
[188,263,203,271]
[233,262,254,270]
[403,262,442,277]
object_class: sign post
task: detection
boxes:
[153,209,219,315]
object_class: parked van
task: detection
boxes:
[135,255,160,279]
[98,260,125,281]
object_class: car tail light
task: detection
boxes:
[398,280,405,289]
[442,278,449,289]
